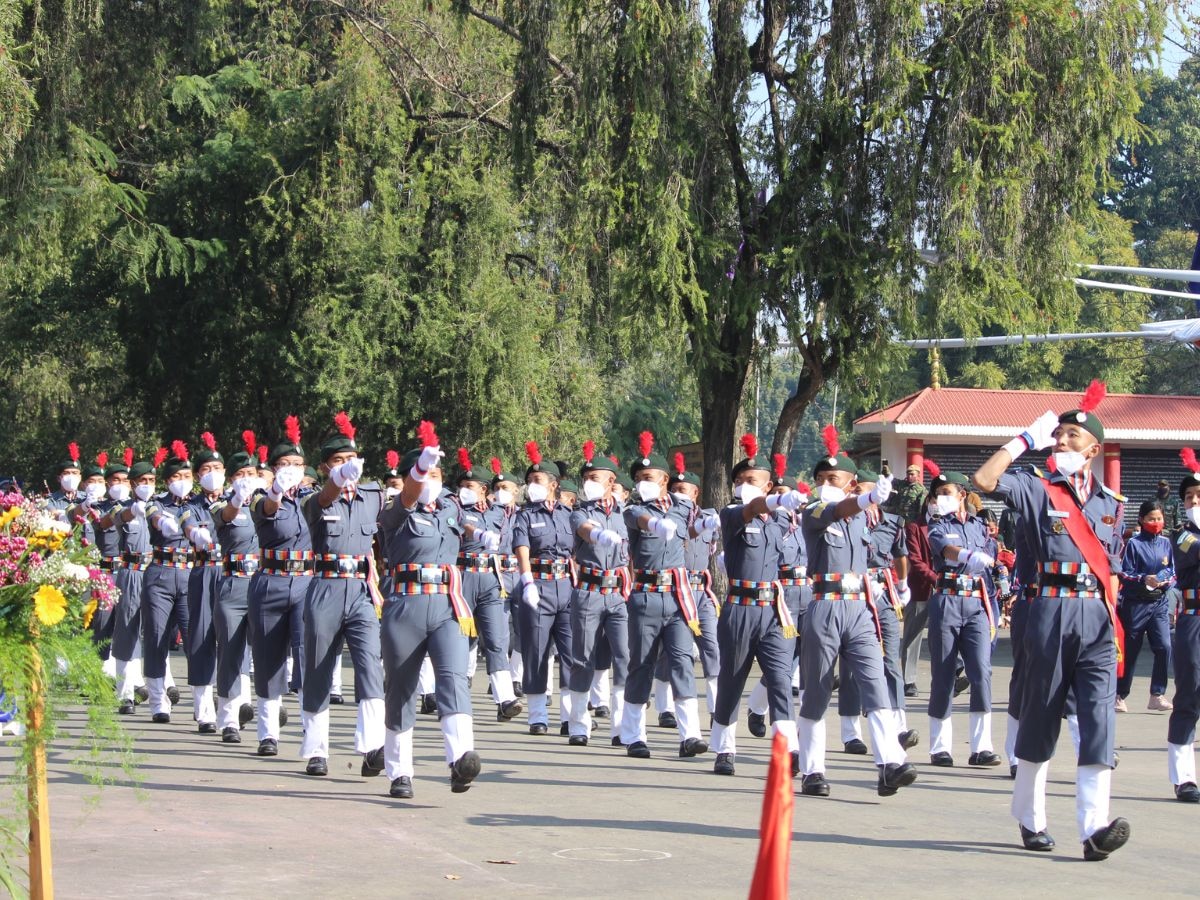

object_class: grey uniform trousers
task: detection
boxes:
[569,588,629,693]
[248,572,309,698]
[185,564,220,686]
[213,574,252,697]
[713,603,792,726]
[141,565,190,679]
[927,591,992,720]
[799,597,889,719]
[302,581,384,715]
[625,590,696,704]
[517,577,575,695]
[381,593,471,731]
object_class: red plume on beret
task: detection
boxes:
[386,449,400,471]
[490,457,502,475]
[457,447,473,472]
[171,440,189,462]
[242,430,257,455]
[821,425,840,458]
[284,415,301,446]
[1182,447,1200,474]
[609,455,619,465]
[525,441,542,465]
[923,458,940,479]
[334,411,355,440]
[200,431,217,452]
[122,447,134,468]
[637,431,654,460]
[796,480,812,495]
[772,452,786,480]
[417,420,438,448]
[257,445,268,465]
[674,452,686,475]
[68,442,80,464]
[582,440,596,463]
[153,447,169,468]
[1079,379,1106,414]
[739,433,758,459]
[96,451,109,468]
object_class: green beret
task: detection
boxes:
[226,451,254,473]
[400,448,422,476]
[812,453,858,478]
[162,457,192,479]
[129,461,155,480]
[559,478,579,495]
[1058,409,1104,443]
[81,463,106,480]
[930,470,970,490]
[58,458,81,473]
[193,448,223,469]
[525,460,560,481]
[616,471,634,491]
[105,462,130,478]
[629,453,669,478]
[319,434,357,462]
[269,442,304,465]
[1181,471,1200,500]
[774,472,798,490]
[491,468,520,488]
[580,456,618,477]
[669,469,701,488]
[855,468,879,484]
[304,466,320,482]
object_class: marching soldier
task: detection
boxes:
[488,458,524,697]
[1168,449,1200,802]
[973,380,1130,860]
[795,427,915,798]
[78,452,118,666]
[46,442,83,520]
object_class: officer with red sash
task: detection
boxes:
[1167,449,1200,802]
[974,380,1130,860]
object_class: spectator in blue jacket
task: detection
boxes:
[1117,500,1176,712]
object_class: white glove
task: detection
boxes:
[869,474,893,506]
[158,514,181,538]
[715,551,726,574]
[895,579,911,608]
[647,517,678,541]
[767,491,803,512]
[189,526,213,549]
[594,528,623,549]
[520,573,541,609]
[1005,409,1059,458]
[269,466,302,500]
[330,457,365,488]
[131,500,148,520]
[695,513,721,534]
[961,550,995,575]
[230,479,251,509]
[478,529,501,553]
[409,445,444,481]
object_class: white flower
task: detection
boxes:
[63,563,91,582]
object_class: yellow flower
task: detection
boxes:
[0,507,19,529]
[82,598,98,629]
[33,585,68,627]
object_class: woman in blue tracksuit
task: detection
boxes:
[1116,500,1175,713]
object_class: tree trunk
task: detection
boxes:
[770,361,830,459]
[697,354,750,511]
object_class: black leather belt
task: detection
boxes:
[632,569,675,587]
[729,584,775,602]
[532,559,571,577]
[938,573,979,592]
[392,566,449,585]
[1040,571,1099,591]
[314,557,369,576]
[579,571,621,589]
[262,558,314,575]
[153,548,195,564]
[122,551,153,566]
[224,557,260,576]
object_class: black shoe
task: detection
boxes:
[844,738,869,755]
[714,753,735,776]
[134,685,149,704]
[450,751,481,793]
[969,750,1002,767]
[389,776,414,799]
[899,730,920,750]
[513,683,525,698]
[1176,782,1200,803]
[611,736,624,747]
[930,752,954,767]
[627,741,651,759]
[953,673,969,697]
[658,712,677,729]
[166,686,181,705]
[903,683,918,698]
[118,699,135,715]
[593,705,610,719]
[1113,751,1120,769]
[790,751,801,777]
[679,737,709,757]
[257,738,278,757]
[878,762,918,796]
[279,706,289,728]
[221,726,241,743]
[497,699,523,721]
[568,735,588,747]
[239,703,254,727]
[1010,764,1017,779]
[791,685,800,698]
[1082,818,1130,861]
[529,722,548,735]
[419,693,437,715]
[747,711,767,738]
[560,722,569,736]
[151,713,170,724]
[198,722,217,735]
[801,773,830,797]
[329,693,344,705]
[1020,825,1055,851]
[831,673,840,691]
[306,756,328,777]
[362,747,385,777]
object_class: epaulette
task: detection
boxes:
[1022,464,1044,477]
[1101,484,1126,502]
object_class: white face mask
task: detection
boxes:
[1052,450,1088,477]
[418,479,441,505]
[199,471,225,493]
[60,473,81,493]
[108,483,131,502]
[1187,507,1200,529]
[495,488,514,507]
[168,479,193,499]
[385,486,401,499]
[85,482,106,503]
[134,483,155,502]
[582,480,606,502]
[935,494,960,517]
[671,491,690,503]
[458,486,479,506]
[636,480,662,503]
[526,482,549,504]
[817,484,846,504]
[733,483,764,504]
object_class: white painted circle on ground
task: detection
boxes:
[553,847,671,862]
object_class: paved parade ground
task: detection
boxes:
[12,638,1199,899]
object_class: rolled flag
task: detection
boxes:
[747,731,794,900]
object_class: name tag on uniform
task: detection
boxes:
[531,522,546,529]
[745,526,761,534]
[413,515,433,526]
[1047,510,1070,519]
[943,533,961,540]
[322,514,341,522]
